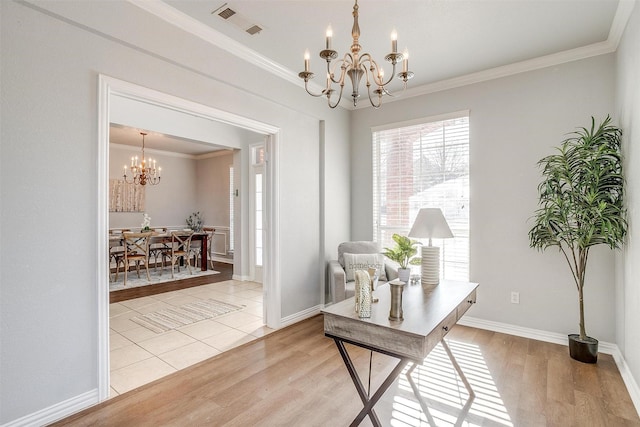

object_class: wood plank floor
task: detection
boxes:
[52,315,640,426]
[110,263,233,303]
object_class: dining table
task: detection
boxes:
[109,231,209,272]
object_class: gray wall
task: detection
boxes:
[351,54,617,342]
[109,145,199,228]
[0,0,351,423]
[196,152,235,229]
[616,1,640,404]
[109,147,236,231]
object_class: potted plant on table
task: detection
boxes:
[186,211,204,232]
[528,115,626,363]
[382,233,421,283]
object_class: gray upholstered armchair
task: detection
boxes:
[328,241,399,303]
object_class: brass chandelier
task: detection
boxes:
[298,0,413,109]
[123,132,161,186]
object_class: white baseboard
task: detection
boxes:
[211,256,233,264]
[280,304,322,328]
[458,316,640,416]
[1,389,98,427]
[231,274,250,281]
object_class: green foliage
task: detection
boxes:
[382,234,422,269]
[186,211,204,232]
[528,116,626,339]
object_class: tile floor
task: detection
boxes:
[109,279,272,397]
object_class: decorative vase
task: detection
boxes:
[568,334,598,363]
[388,280,405,321]
[355,270,372,318]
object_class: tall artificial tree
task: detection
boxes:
[529,116,626,342]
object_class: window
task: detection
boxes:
[373,113,469,281]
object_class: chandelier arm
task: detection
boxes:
[328,54,352,84]
[303,80,326,98]
[367,59,399,87]
[327,83,346,109]
[366,84,383,109]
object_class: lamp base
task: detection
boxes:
[421,246,440,289]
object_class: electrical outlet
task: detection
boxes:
[510,291,520,304]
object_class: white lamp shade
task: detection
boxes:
[408,208,454,240]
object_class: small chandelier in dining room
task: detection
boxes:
[123,132,161,186]
[298,0,413,109]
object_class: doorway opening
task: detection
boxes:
[98,75,281,400]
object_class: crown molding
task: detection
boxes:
[377,40,616,106]
[195,149,234,160]
[131,0,636,111]
[111,142,198,159]
[127,0,326,96]
[609,0,637,47]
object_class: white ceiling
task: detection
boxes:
[158,0,629,105]
[116,0,632,153]
[109,124,233,156]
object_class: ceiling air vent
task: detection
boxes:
[217,7,236,20]
[246,25,262,35]
[212,3,264,36]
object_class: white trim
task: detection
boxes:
[110,143,200,159]
[195,150,235,160]
[371,110,470,133]
[280,305,323,328]
[232,274,251,281]
[264,133,281,329]
[0,390,98,427]
[459,316,640,417]
[608,0,638,47]
[97,75,111,402]
[127,0,322,95]
[612,348,640,416]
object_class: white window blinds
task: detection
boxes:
[372,114,470,281]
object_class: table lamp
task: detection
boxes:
[408,208,454,287]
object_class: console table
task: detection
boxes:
[322,280,478,426]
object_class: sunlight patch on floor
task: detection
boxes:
[390,340,513,427]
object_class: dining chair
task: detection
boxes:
[148,227,168,270]
[115,231,152,286]
[203,226,216,270]
[161,231,194,278]
[109,236,125,282]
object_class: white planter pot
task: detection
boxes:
[397,268,411,284]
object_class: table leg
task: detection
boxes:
[201,235,207,271]
[405,339,475,426]
[334,339,410,427]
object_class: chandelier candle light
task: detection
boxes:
[124,132,161,186]
[298,0,413,108]
[408,208,454,288]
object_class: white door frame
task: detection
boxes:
[97,74,281,401]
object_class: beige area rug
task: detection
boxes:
[131,299,245,334]
[109,266,220,292]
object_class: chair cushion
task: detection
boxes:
[338,241,381,267]
[343,252,387,282]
